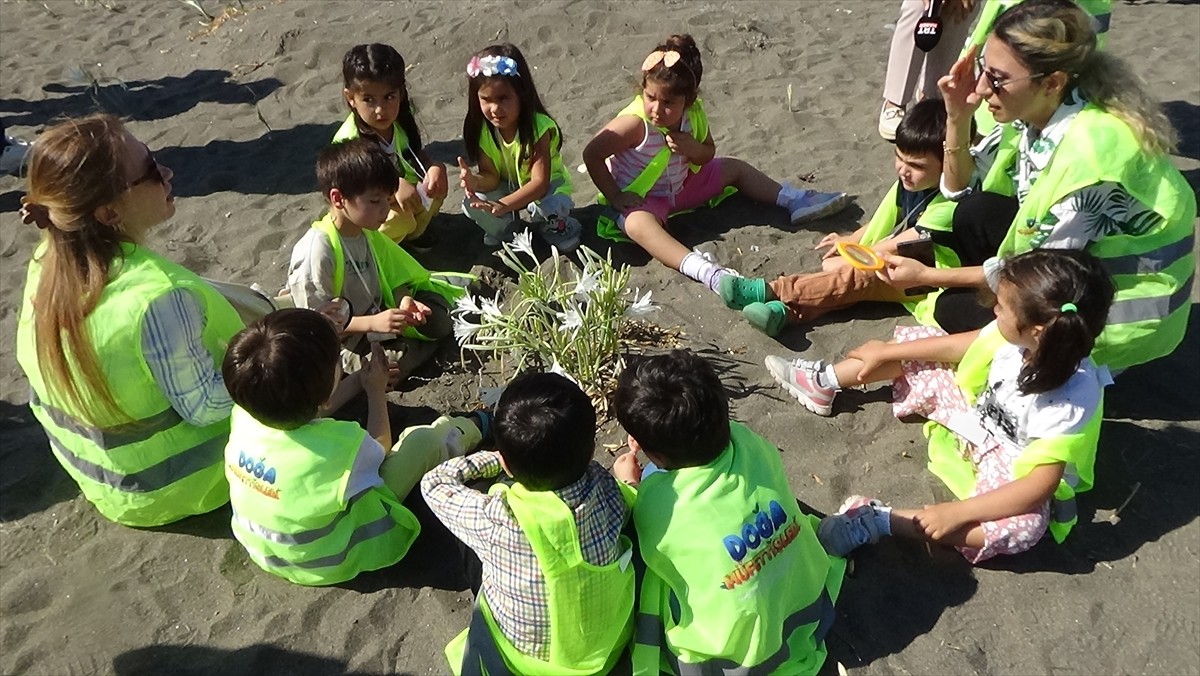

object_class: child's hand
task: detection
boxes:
[395,181,422,213]
[457,156,479,195]
[362,342,390,396]
[368,308,420,334]
[425,164,448,200]
[664,131,701,162]
[468,197,514,217]
[875,253,931,290]
[914,502,972,541]
[397,296,432,326]
[613,450,642,487]
[846,339,892,382]
[816,232,854,260]
[609,191,644,211]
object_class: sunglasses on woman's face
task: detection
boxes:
[975,55,1045,95]
[127,145,164,190]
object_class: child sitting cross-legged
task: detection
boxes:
[222,308,488,586]
[721,99,959,335]
[612,350,846,675]
[422,372,635,675]
[287,138,463,381]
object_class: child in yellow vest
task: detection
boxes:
[456,43,583,252]
[612,350,845,674]
[721,100,957,335]
[582,34,850,295]
[335,43,447,246]
[768,249,1114,563]
[422,372,634,675]
[287,139,462,382]
[222,308,487,585]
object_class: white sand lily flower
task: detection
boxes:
[557,304,583,334]
[480,296,504,319]
[574,265,601,298]
[625,288,658,317]
[549,358,579,385]
[454,294,482,316]
[453,315,481,345]
[511,228,535,259]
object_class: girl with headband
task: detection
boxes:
[583,33,851,295]
[458,43,582,252]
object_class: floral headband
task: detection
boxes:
[467,54,519,78]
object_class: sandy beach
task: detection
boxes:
[1,1,1197,674]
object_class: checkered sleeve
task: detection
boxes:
[419,451,506,552]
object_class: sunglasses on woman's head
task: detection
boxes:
[975,55,1045,95]
[127,146,164,189]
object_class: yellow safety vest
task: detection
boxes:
[630,422,845,675]
[16,242,242,526]
[477,112,572,197]
[225,407,420,585]
[332,113,421,185]
[445,479,635,675]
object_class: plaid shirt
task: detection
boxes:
[142,288,232,426]
[420,451,628,661]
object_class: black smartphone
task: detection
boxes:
[895,238,937,296]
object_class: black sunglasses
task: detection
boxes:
[127,145,164,190]
[975,55,1046,95]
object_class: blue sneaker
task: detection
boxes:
[817,504,883,557]
[786,190,850,224]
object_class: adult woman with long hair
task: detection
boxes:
[879,0,1194,372]
[16,114,243,527]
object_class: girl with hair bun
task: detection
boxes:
[584,34,850,294]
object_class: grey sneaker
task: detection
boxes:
[535,215,582,253]
[764,356,836,416]
[787,190,851,224]
[0,136,31,177]
[818,504,883,557]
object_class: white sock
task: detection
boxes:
[679,251,726,292]
[819,363,842,391]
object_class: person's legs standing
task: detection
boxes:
[880,0,927,139]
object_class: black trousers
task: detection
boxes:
[927,192,1019,333]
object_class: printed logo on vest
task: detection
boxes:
[720,500,801,590]
[229,450,280,499]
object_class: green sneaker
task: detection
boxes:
[743,301,788,337]
[719,276,768,310]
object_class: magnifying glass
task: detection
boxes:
[836,242,885,271]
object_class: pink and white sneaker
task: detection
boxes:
[764,356,836,416]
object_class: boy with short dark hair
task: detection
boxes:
[222,308,485,586]
[612,350,846,674]
[720,99,958,335]
[422,372,634,675]
[287,138,462,379]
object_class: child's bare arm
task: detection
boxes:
[474,132,554,215]
[459,153,502,195]
[583,115,645,208]
[362,342,392,449]
[914,462,1064,540]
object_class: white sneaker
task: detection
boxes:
[1,136,31,177]
[535,215,582,253]
[787,190,850,224]
[878,103,905,141]
[764,356,837,416]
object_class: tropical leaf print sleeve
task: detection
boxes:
[1030,181,1166,250]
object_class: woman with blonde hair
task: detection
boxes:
[16,114,243,527]
[873,0,1193,372]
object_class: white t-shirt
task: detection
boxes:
[287,227,383,350]
[971,342,1107,453]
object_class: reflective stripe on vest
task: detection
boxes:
[1107,274,1193,325]
[48,432,225,493]
[32,391,182,450]
[259,509,399,570]
[232,491,373,546]
[1101,233,1193,276]
[636,589,836,676]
